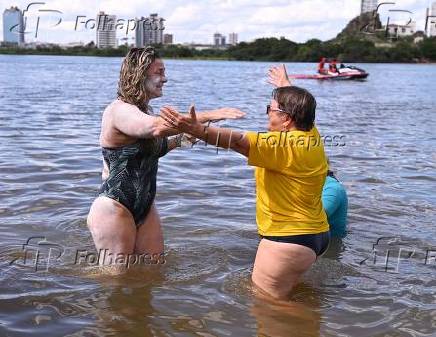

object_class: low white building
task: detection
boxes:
[182,43,228,51]
[414,36,424,43]
[61,42,85,48]
[23,42,58,49]
[387,21,416,38]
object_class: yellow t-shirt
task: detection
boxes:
[245,127,329,236]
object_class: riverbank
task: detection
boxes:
[0,48,227,61]
[1,53,434,64]
[1,35,435,63]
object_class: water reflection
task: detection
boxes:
[251,284,322,337]
[84,267,164,337]
[323,237,346,260]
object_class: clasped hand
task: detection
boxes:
[160,105,200,134]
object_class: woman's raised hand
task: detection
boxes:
[268,64,291,88]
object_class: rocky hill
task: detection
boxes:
[334,11,383,42]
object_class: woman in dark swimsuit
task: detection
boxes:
[87,47,244,267]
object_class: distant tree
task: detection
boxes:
[419,37,436,61]
[389,41,419,62]
[341,38,375,61]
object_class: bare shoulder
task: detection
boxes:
[100,99,138,147]
[106,99,141,116]
[101,99,119,130]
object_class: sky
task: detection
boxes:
[0,0,433,45]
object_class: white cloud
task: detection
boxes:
[166,4,203,26]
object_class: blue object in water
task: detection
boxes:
[322,175,348,238]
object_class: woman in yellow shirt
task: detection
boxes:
[160,71,329,300]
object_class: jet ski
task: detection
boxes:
[290,65,369,80]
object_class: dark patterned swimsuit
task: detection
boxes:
[99,137,168,226]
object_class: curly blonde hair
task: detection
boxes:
[117,47,159,112]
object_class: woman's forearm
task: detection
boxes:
[190,124,249,156]
[196,108,245,123]
[196,111,213,123]
[159,106,249,156]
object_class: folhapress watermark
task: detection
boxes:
[359,236,435,273]
[195,131,346,154]
[5,236,166,272]
[8,2,164,38]
[74,249,165,267]
[7,236,65,272]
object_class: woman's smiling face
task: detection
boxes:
[145,58,167,99]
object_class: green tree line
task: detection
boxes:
[1,36,435,62]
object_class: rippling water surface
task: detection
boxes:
[0,55,435,337]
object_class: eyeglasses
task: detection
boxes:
[266,104,287,115]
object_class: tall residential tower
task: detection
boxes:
[96,11,117,48]
[135,13,165,47]
[3,6,24,45]
[430,2,436,37]
[213,33,226,46]
[228,33,238,46]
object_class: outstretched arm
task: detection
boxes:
[160,106,250,157]
[268,64,291,88]
[111,103,180,138]
[111,102,245,139]
[196,107,246,123]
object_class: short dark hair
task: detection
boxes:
[272,86,316,131]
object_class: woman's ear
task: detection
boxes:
[282,116,293,130]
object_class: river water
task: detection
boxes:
[0,55,435,337]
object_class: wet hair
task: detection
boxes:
[272,86,316,131]
[117,47,160,112]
